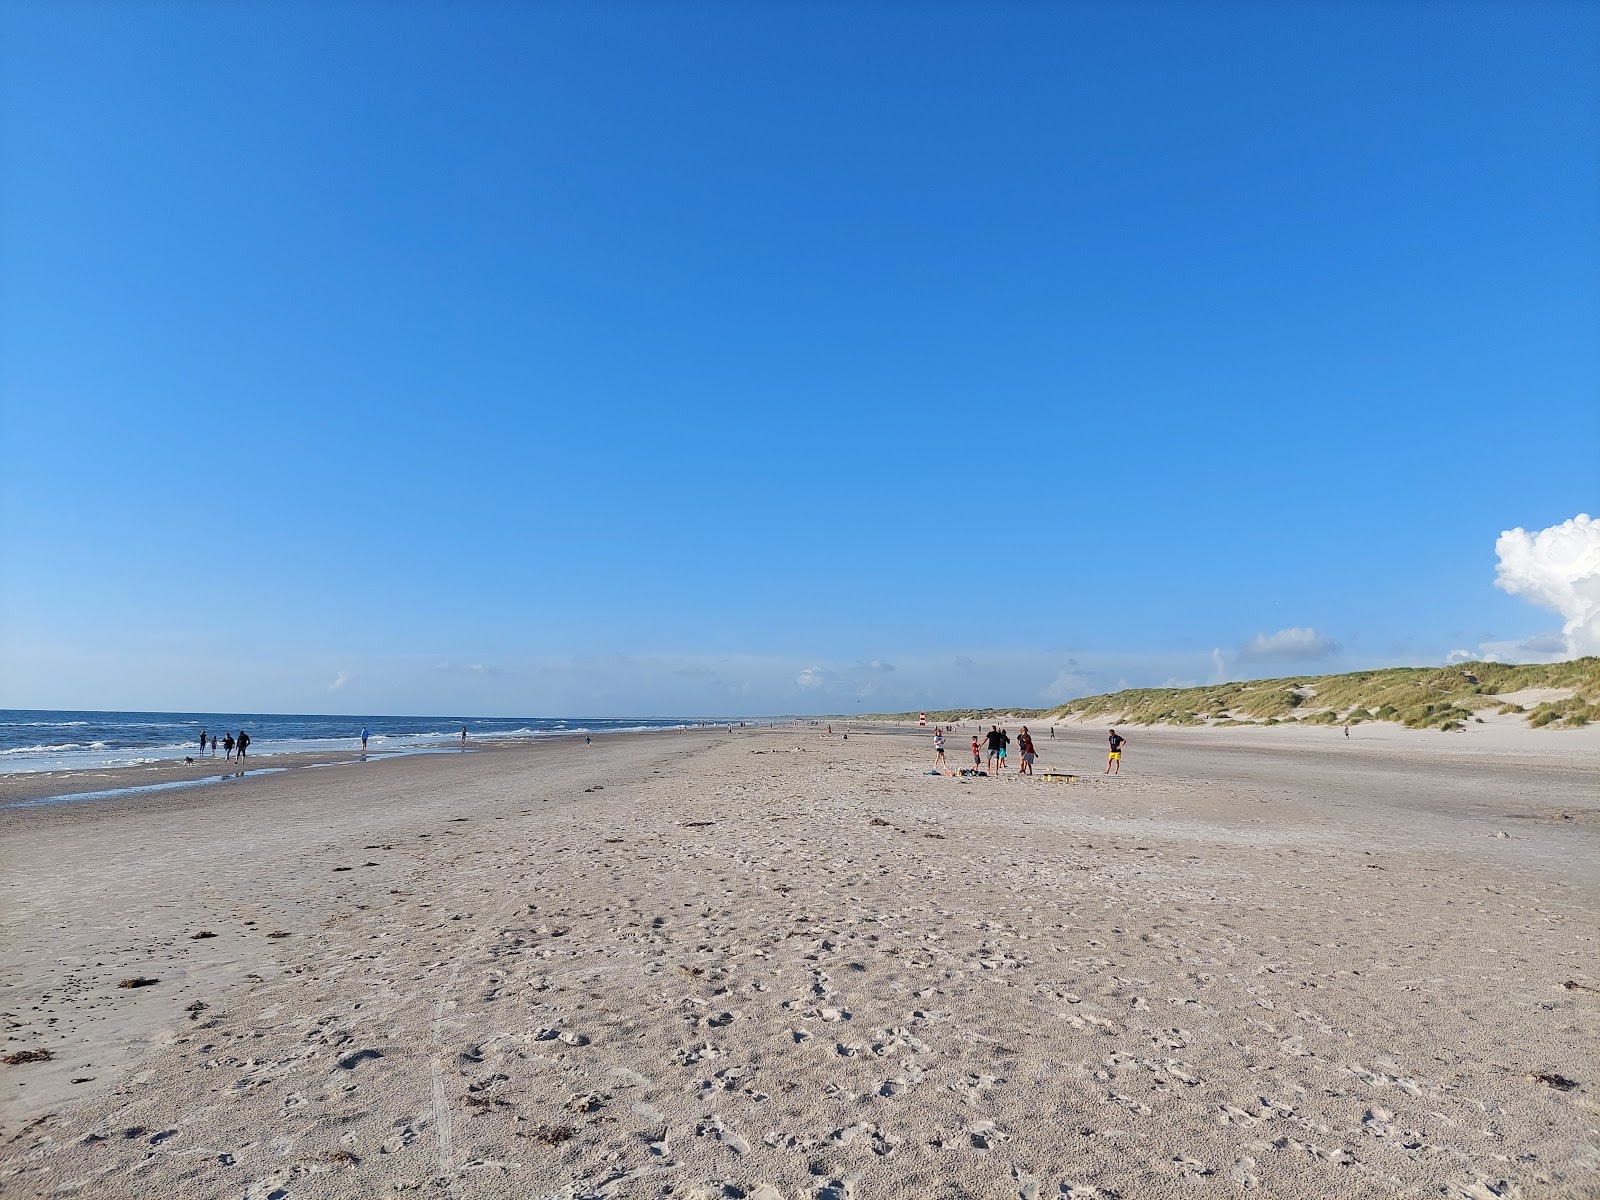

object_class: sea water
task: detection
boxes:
[0,710,713,775]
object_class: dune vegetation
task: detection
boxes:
[1040,658,1600,732]
[870,659,1600,732]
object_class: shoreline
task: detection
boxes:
[0,726,717,809]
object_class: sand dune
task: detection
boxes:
[1,724,1596,1198]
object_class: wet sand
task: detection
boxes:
[1,723,1596,1198]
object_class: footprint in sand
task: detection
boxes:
[1361,1107,1394,1137]
[1229,1156,1260,1189]
[966,1119,1011,1150]
[694,1112,750,1155]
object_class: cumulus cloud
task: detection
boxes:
[796,667,825,690]
[1444,649,1476,665]
[328,669,351,692]
[1238,627,1341,662]
[1494,513,1600,658]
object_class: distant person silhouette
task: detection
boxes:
[361,726,369,751]
[236,730,250,760]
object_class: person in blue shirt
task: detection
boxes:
[360,726,369,751]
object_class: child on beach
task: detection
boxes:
[933,727,947,769]
[223,733,234,760]
[971,735,982,770]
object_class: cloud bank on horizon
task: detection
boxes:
[5,517,1594,717]
[1493,513,1599,659]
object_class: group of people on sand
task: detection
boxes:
[931,724,1129,776]
[197,729,250,760]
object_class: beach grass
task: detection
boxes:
[978,657,1600,731]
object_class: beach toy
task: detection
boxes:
[1041,772,1077,783]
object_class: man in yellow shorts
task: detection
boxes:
[1105,728,1127,774]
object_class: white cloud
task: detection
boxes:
[1044,664,1091,701]
[1238,627,1341,662]
[1210,648,1226,683]
[328,669,351,692]
[796,667,825,690]
[1445,649,1476,665]
[1494,513,1600,658]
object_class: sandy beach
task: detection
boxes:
[1,723,1596,1198]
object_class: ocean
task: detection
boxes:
[0,710,717,775]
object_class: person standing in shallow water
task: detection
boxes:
[223,732,234,760]
[460,726,468,747]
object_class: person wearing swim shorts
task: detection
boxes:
[985,726,1004,772]
[1018,726,1036,775]
[1105,728,1127,774]
[933,727,947,769]
[997,727,1010,771]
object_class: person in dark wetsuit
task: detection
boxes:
[236,730,250,760]
[223,733,235,760]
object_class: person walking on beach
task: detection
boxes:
[985,726,1003,772]
[933,727,947,769]
[585,733,592,747]
[199,729,207,755]
[210,734,218,756]
[460,726,468,747]
[971,734,982,771]
[360,726,369,752]
[236,730,250,760]
[1105,728,1126,774]
[998,727,1011,771]
[1018,726,1036,776]
[223,732,235,760]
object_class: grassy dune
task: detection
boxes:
[1041,658,1600,732]
[869,659,1600,732]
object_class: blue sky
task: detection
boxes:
[2,1,1596,717]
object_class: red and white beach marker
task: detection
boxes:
[919,712,927,727]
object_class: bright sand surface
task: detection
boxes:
[1,723,1597,1199]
